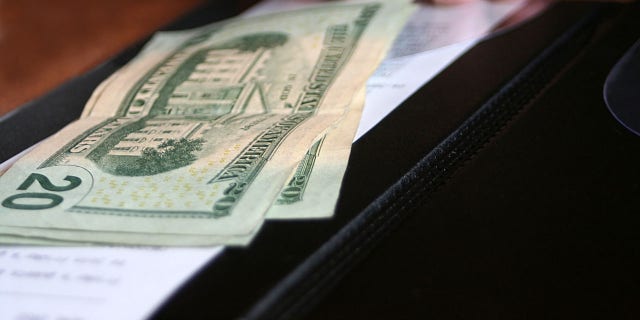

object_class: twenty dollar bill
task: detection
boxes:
[0,1,413,246]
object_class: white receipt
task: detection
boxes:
[0,247,222,320]
[355,0,522,140]
[356,40,476,139]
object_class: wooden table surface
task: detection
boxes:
[0,0,206,116]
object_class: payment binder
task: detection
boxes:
[2,1,639,319]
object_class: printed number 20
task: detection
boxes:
[2,173,81,210]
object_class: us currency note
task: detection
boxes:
[0,2,413,246]
[0,93,365,245]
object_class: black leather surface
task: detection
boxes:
[308,3,640,319]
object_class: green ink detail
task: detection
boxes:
[129,138,204,176]
[41,118,126,168]
[2,193,63,210]
[120,32,289,118]
[276,136,324,205]
[18,173,81,192]
[96,137,204,177]
[70,206,219,219]
[216,33,288,52]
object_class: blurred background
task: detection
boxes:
[0,0,265,116]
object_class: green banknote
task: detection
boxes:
[0,89,367,245]
[0,1,413,246]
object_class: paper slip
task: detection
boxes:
[0,246,222,320]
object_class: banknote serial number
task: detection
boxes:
[2,173,81,210]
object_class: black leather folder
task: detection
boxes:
[2,1,640,319]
